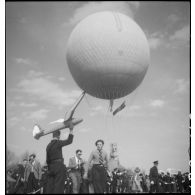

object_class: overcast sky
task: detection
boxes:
[6,1,190,173]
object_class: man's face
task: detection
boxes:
[23,160,28,166]
[154,163,158,167]
[112,144,117,152]
[76,151,82,159]
[30,156,35,162]
[97,142,103,150]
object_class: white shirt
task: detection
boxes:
[31,160,35,172]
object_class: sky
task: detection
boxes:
[6,1,190,174]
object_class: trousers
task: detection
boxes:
[91,164,107,193]
[69,170,82,193]
[46,162,66,194]
[26,172,39,193]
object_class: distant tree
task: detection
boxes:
[6,147,19,171]
[20,150,30,161]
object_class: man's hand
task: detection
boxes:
[21,178,25,182]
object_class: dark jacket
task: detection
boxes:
[149,166,159,184]
[46,134,74,164]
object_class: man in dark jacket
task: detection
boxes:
[46,124,74,194]
[149,160,159,193]
[175,171,183,192]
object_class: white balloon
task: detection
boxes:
[66,11,150,100]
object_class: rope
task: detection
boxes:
[84,94,92,109]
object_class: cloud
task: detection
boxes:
[7,116,20,127]
[114,104,143,118]
[15,58,38,66]
[89,105,108,116]
[7,100,17,110]
[167,14,180,24]
[170,25,190,42]
[78,128,90,133]
[149,99,165,108]
[16,70,82,107]
[148,37,163,50]
[68,1,140,26]
[92,105,105,112]
[174,79,189,94]
[89,104,143,118]
[129,105,141,111]
[148,32,164,50]
[28,70,45,77]
[27,109,49,120]
[58,77,66,82]
[19,102,37,108]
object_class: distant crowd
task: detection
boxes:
[6,153,191,194]
[6,128,191,194]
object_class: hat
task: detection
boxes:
[153,160,158,164]
[134,167,141,173]
[95,139,104,146]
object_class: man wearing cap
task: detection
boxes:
[46,123,74,194]
[149,160,159,193]
[83,139,109,193]
[24,153,42,193]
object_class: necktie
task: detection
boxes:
[78,159,80,169]
[99,150,104,165]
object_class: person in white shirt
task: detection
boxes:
[68,149,84,193]
[24,154,42,193]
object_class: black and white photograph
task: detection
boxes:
[5,1,190,194]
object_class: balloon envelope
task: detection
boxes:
[66,11,150,99]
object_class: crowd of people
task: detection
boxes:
[6,125,191,194]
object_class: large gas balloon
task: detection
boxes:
[66,11,150,100]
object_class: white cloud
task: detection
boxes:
[90,104,142,118]
[28,109,49,120]
[170,25,190,42]
[89,112,96,117]
[148,37,163,50]
[7,116,20,127]
[114,104,143,118]
[174,79,189,94]
[7,100,17,109]
[148,32,164,50]
[78,128,90,133]
[58,77,66,82]
[89,105,108,116]
[149,99,165,108]
[167,14,180,24]
[92,105,105,112]
[15,58,38,66]
[19,102,37,108]
[28,70,45,77]
[68,1,139,26]
[16,70,82,107]
[129,105,141,111]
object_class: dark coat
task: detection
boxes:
[149,166,159,184]
[46,134,74,164]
